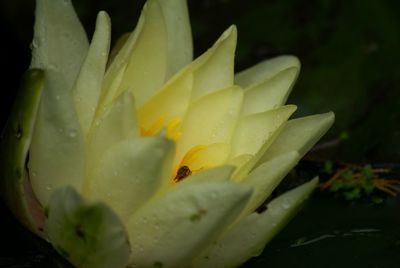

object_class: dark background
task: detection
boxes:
[1,0,400,267]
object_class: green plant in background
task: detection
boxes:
[320,162,400,202]
[1,0,334,267]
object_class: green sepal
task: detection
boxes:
[46,186,130,268]
[1,69,44,234]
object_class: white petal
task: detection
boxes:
[259,112,335,164]
[192,178,318,268]
[126,181,252,268]
[241,67,299,116]
[88,92,138,166]
[73,11,111,136]
[29,0,89,205]
[191,26,237,101]
[235,55,300,88]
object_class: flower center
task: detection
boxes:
[140,117,208,183]
[140,116,182,141]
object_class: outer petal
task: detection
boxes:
[158,0,193,79]
[192,178,318,268]
[240,152,300,216]
[235,55,300,88]
[29,0,89,206]
[73,11,111,136]
[230,105,297,159]
[259,112,335,164]
[241,67,299,116]
[0,70,44,234]
[126,181,252,268]
[46,187,130,268]
[90,135,175,221]
[191,26,237,101]
[176,86,243,164]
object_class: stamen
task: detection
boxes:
[174,165,192,182]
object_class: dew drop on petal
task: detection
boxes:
[282,197,291,209]
[69,129,77,138]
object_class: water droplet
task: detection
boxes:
[31,172,37,177]
[55,95,61,101]
[282,197,290,209]
[46,184,53,191]
[69,129,77,138]
[113,171,119,177]
[58,128,64,133]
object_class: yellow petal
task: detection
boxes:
[259,112,335,164]
[117,0,168,107]
[241,67,299,116]
[90,135,175,221]
[235,55,300,88]
[138,68,193,131]
[190,26,237,101]
[176,86,243,162]
[73,11,111,136]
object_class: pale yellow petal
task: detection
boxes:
[158,0,193,79]
[259,112,335,164]
[90,135,175,221]
[88,91,138,157]
[230,105,297,159]
[235,55,300,88]
[176,86,243,162]
[73,11,111,136]
[191,178,318,268]
[126,181,252,267]
[190,26,237,101]
[138,68,193,130]
[240,152,300,217]
[241,67,299,116]
[118,0,168,107]
[29,0,89,206]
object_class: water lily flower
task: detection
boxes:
[1,0,334,267]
